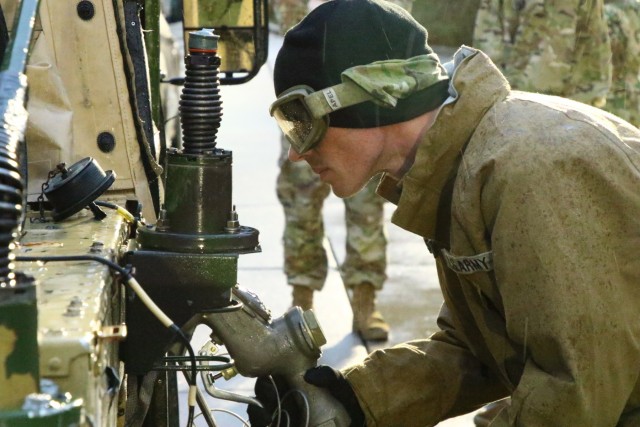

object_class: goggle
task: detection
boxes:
[269,83,373,154]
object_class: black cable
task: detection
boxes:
[168,323,198,388]
[15,254,199,426]
[94,200,118,210]
[187,405,195,427]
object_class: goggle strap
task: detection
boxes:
[304,82,373,119]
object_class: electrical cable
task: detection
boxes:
[15,254,198,427]
[269,376,282,427]
[280,411,290,427]
[164,113,180,125]
[93,200,140,225]
[279,389,310,427]
[194,408,251,426]
[187,404,195,427]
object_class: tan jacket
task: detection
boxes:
[344,47,640,426]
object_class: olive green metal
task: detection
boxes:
[164,150,233,234]
[0,279,38,411]
[122,250,242,373]
[138,149,261,253]
[137,224,260,254]
[126,251,240,303]
[1,0,39,73]
[143,0,162,132]
[0,399,82,426]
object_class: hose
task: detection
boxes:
[0,0,40,284]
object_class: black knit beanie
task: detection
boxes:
[273,0,450,128]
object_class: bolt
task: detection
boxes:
[225,205,240,233]
[48,357,62,371]
[156,207,170,232]
[89,241,105,253]
[303,310,327,349]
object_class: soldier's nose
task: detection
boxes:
[288,146,305,162]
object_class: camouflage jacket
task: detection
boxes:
[473,0,612,107]
[344,48,640,426]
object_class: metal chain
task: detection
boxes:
[31,163,67,223]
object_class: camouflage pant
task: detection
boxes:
[604,0,640,127]
[273,0,417,291]
[276,135,388,291]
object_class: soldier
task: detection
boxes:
[471,1,620,423]
[249,0,640,425]
[274,0,415,342]
[603,0,640,126]
[473,0,612,107]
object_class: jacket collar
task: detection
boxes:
[378,47,511,237]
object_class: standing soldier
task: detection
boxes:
[473,0,612,107]
[274,0,414,342]
[603,0,640,126]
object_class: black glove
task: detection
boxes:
[304,366,365,426]
[247,366,365,427]
[247,375,301,426]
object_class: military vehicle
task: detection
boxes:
[0,0,348,426]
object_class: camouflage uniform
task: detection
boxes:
[603,0,640,126]
[277,138,387,291]
[473,0,612,107]
[271,0,308,35]
[275,0,417,293]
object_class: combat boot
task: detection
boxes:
[351,283,389,341]
[291,285,314,310]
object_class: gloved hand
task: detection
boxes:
[304,366,365,426]
[247,365,366,426]
[247,375,299,426]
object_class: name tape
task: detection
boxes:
[442,249,494,274]
[322,88,342,111]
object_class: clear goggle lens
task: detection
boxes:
[270,86,328,154]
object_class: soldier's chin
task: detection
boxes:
[330,183,363,199]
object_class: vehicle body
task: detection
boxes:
[0,1,285,426]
